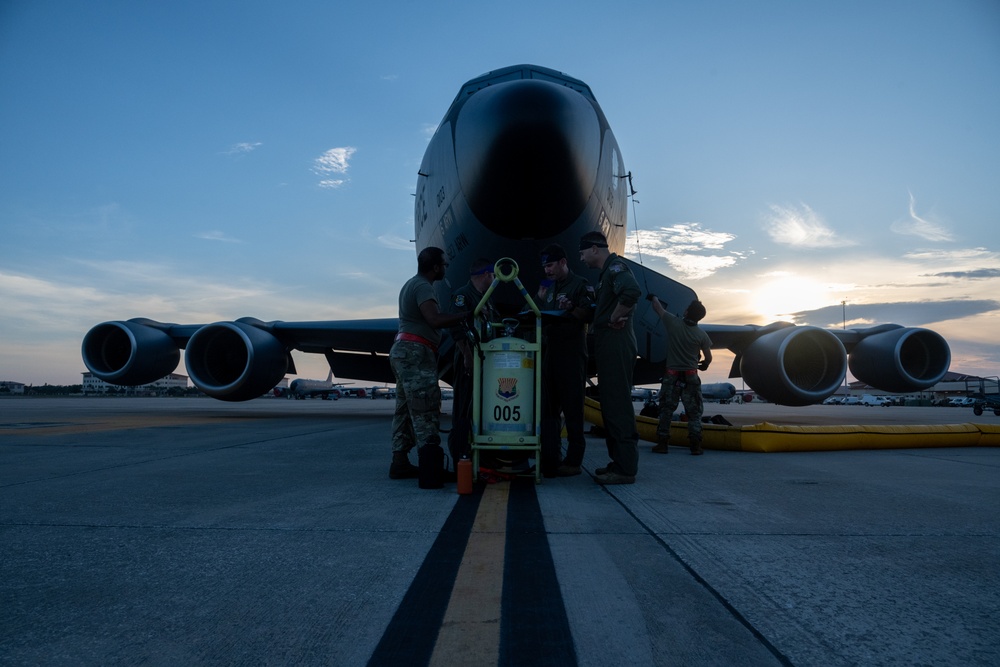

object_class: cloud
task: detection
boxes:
[905,247,997,262]
[625,223,742,280]
[763,203,856,248]
[930,268,1000,280]
[313,147,357,188]
[788,299,1000,329]
[224,141,262,155]
[904,247,1000,283]
[890,191,954,242]
[0,262,398,385]
[195,231,243,243]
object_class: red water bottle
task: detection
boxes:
[457,456,473,495]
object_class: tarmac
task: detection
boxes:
[1,396,998,666]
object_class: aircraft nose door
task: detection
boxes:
[455,79,600,240]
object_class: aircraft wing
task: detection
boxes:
[82,64,951,407]
[696,321,950,406]
[82,317,400,401]
[621,258,950,405]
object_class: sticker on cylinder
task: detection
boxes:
[496,377,518,401]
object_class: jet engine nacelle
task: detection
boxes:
[185,321,289,402]
[848,326,950,393]
[81,319,180,386]
[739,326,847,406]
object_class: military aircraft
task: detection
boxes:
[701,383,738,402]
[286,369,348,400]
[81,64,951,406]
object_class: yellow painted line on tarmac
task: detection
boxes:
[0,415,250,437]
[429,481,509,666]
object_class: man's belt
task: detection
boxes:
[665,369,698,377]
[394,332,438,355]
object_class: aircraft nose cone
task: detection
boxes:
[455,79,601,240]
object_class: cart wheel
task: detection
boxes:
[974,405,983,416]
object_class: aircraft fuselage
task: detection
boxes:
[415,65,628,310]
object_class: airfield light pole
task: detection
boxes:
[842,300,848,390]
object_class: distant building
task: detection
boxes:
[846,371,994,403]
[82,372,189,395]
[0,381,26,395]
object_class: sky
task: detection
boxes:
[1,0,998,388]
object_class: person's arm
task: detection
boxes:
[562,281,595,323]
[608,269,640,329]
[649,295,666,317]
[537,279,552,301]
[419,299,469,329]
[608,302,634,329]
[698,337,713,371]
[566,303,590,322]
[555,294,588,320]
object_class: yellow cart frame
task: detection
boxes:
[470,258,543,484]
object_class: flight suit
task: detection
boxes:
[592,253,641,476]
[539,270,594,474]
[446,281,497,467]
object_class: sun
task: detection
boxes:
[750,273,837,324]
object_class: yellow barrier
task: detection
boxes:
[975,422,1000,447]
[584,397,999,453]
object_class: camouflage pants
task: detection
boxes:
[390,341,442,453]
[657,372,704,443]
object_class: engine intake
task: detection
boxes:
[848,326,950,393]
[740,326,847,406]
[81,320,180,386]
[185,321,288,401]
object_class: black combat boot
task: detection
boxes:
[389,451,419,479]
[651,436,670,454]
[418,435,445,489]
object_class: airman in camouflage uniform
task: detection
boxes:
[389,247,470,482]
[649,296,713,455]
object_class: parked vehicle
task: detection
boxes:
[966,376,1000,416]
[631,387,657,402]
[340,388,367,398]
[860,394,890,406]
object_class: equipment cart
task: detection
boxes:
[966,376,1000,416]
[470,258,543,483]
